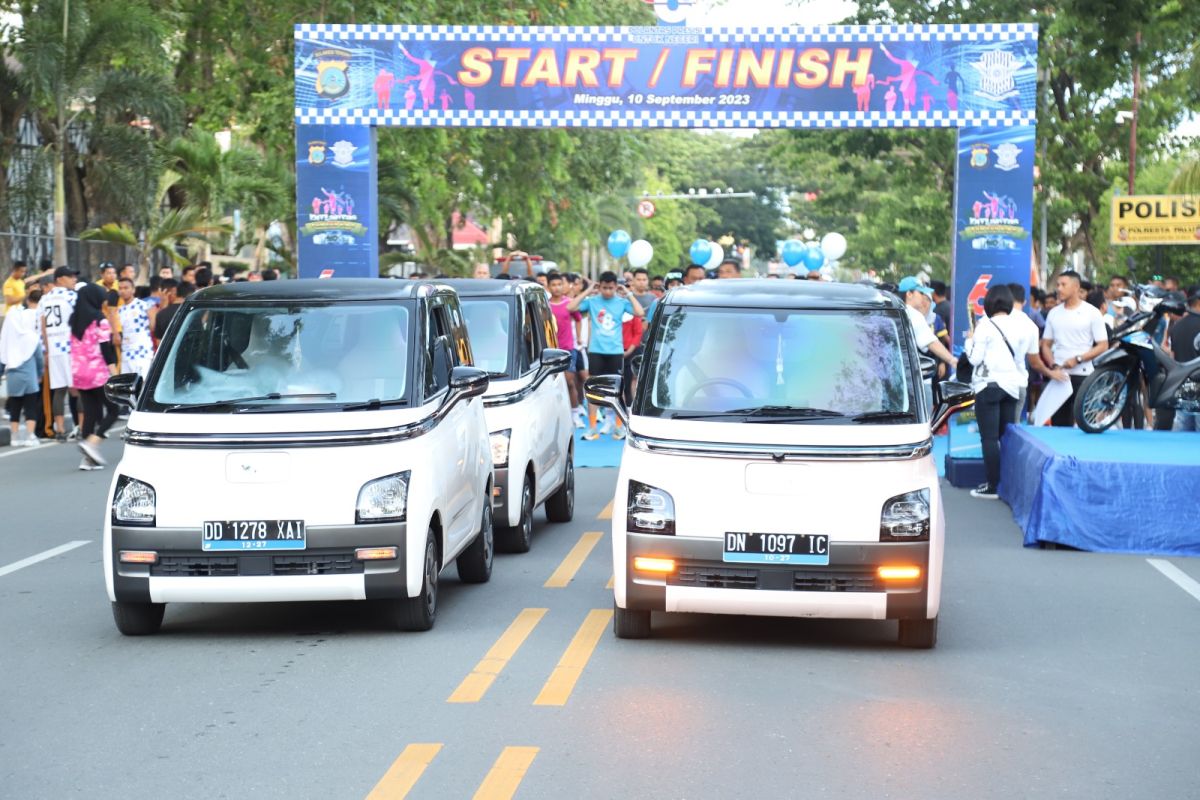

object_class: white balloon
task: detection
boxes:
[820,232,847,262]
[704,243,725,270]
[627,239,654,268]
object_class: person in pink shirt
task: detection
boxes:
[69,282,120,469]
[547,271,586,427]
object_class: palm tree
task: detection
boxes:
[15,0,178,265]
[1168,153,1200,194]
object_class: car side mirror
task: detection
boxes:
[540,347,571,375]
[919,355,937,380]
[450,366,489,397]
[105,373,142,408]
[584,375,629,428]
[932,380,974,430]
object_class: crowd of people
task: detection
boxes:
[0,258,277,469]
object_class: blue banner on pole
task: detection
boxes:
[950,124,1036,352]
[295,123,378,279]
[293,24,1037,129]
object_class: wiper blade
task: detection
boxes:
[726,405,845,418]
[163,392,337,412]
[339,397,410,412]
[851,411,916,423]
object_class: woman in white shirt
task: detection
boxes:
[964,285,1025,500]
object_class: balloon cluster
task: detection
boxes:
[780,232,847,272]
[688,239,724,270]
[607,230,654,268]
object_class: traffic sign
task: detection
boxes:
[637,200,656,219]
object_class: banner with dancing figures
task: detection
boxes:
[295,123,378,278]
[293,25,1037,129]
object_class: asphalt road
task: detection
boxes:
[1,435,1199,800]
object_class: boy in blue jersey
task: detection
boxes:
[568,270,645,440]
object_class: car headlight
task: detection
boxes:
[113,476,156,526]
[356,471,410,524]
[490,429,511,467]
[627,480,675,535]
[880,489,930,541]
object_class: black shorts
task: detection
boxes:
[5,392,39,422]
[588,352,624,377]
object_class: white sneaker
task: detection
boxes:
[79,457,102,471]
[572,409,586,429]
[598,412,614,436]
[23,437,41,448]
[79,440,106,466]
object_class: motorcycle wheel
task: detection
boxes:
[1074,365,1129,433]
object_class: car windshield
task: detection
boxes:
[147,303,411,411]
[638,307,916,422]
[460,299,512,376]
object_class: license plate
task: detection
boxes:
[723,532,829,566]
[202,520,306,552]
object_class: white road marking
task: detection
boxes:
[1147,559,1200,605]
[0,541,91,577]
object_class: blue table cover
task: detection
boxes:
[999,426,1200,556]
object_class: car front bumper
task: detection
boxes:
[110,522,409,604]
[621,533,931,620]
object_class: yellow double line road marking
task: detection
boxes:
[366,743,442,799]
[448,608,547,703]
[366,744,539,800]
[534,608,613,706]
[598,500,613,519]
[544,532,603,588]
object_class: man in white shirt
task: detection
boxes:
[1005,282,1056,423]
[899,276,957,370]
[1040,270,1110,427]
[38,266,79,440]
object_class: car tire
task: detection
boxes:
[111,601,165,636]
[613,604,651,639]
[544,450,574,523]
[498,473,534,554]
[898,616,938,649]
[390,532,439,632]
[457,498,494,584]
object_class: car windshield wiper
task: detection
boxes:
[851,410,916,423]
[339,397,411,412]
[162,393,337,413]
[670,406,845,422]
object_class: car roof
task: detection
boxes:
[662,279,904,311]
[189,279,451,303]
[441,279,545,298]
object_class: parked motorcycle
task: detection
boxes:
[1073,287,1200,433]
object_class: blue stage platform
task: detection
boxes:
[999,426,1200,556]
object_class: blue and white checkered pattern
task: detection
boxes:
[295,106,1035,130]
[294,23,1038,45]
[118,299,154,366]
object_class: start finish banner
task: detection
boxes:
[294,24,1038,129]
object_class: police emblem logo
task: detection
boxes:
[330,140,356,167]
[970,49,1022,102]
[315,48,352,99]
[970,143,990,169]
[994,142,1022,171]
[307,141,327,165]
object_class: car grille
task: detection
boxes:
[667,561,881,593]
[151,552,363,577]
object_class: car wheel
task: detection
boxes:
[457,498,494,584]
[898,616,938,649]
[111,601,165,636]
[545,450,574,523]
[390,532,439,632]
[498,473,534,554]
[613,603,651,639]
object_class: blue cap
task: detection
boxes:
[898,276,933,296]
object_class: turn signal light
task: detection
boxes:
[355,547,399,561]
[633,556,676,574]
[119,550,158,564]
[877,565,921,581]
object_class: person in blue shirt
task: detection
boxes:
[568,270,645,440]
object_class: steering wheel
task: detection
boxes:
[684,377,754,405]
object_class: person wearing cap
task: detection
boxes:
[664,271,683,290]
[1167,286,1200,432]
[900,276,957,371]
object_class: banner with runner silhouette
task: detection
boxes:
[295,123,378,278]
[294,24,1037,129]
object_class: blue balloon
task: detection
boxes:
[802,245,826,270]
[781,239,806,267]
[689,239,713,266]
[607,230,631,259]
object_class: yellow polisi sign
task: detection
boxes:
[1110,194,1200,245]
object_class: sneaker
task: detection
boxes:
[612,428,626,441]
[582,429,600,442]
[22,437,41,448]
[78,457,102,471]
[969,484,999,500]
[55,433,67,443]
[598,413,614,436]
[79,440,107,466]
[66,429,80,441]
[572,409,586,429]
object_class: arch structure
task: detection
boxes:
[295,23,1037,349]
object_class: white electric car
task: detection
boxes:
[102,280,494,635]
[452,280,575,552]
[587,280,973,648]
